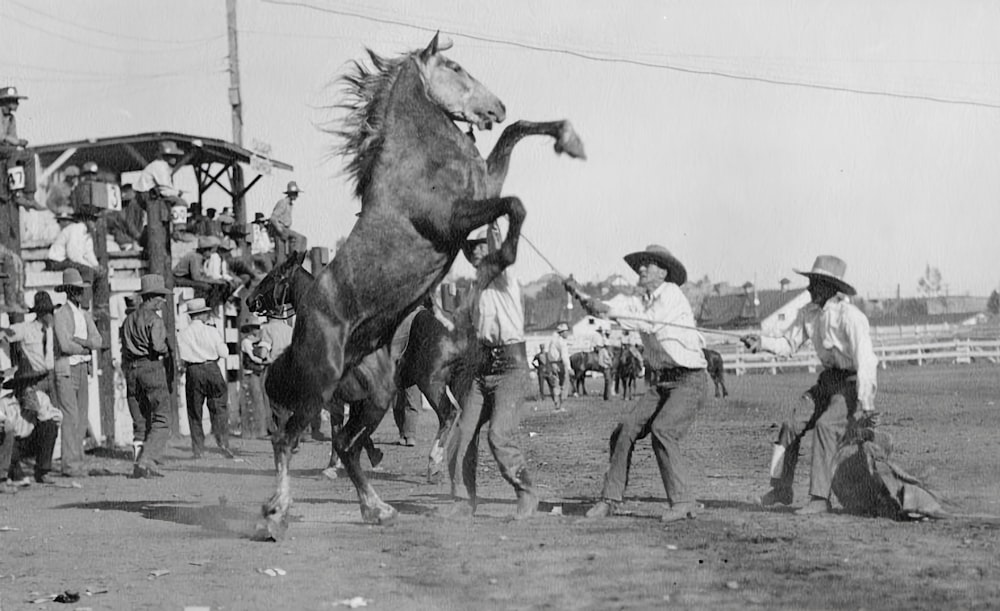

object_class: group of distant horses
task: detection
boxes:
[566,346,728,401]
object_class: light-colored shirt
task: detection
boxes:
[546,334,571,371]
[47,222,98,268]
[270,197,294,231]
[605,282,707,370]
[473,265,524,345]
[250,223,274,255]
[5,319,54,373]
[177,319,227,364]
[259,319,294,363]
[135,158,181,197]
[759,295,878,411]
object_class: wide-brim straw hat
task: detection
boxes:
[794,255,856,296]
[623,244,688,286]
[138,274,172,296]
[555,322,570,333]
[184,297,213,316]
[197,235,221,251]
[54,268,90,292]
[159,140,184,157]
[53,206,76,222]
[284,181,303,195]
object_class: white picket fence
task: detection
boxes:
[723,338,1000,375]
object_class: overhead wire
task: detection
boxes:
[259,0,1000,109]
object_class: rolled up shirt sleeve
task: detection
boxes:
[844,308,878,411]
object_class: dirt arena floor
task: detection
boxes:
[1,362,999,610]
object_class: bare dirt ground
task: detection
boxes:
[2,362,999,610]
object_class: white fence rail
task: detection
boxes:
[723,339,1000,375]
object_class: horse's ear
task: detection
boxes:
[420,32,440,61]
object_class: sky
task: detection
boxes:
[2,0,998,298]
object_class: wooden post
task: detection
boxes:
[146,196,180,435]
[92,214,115,446]
[0,187,21,311]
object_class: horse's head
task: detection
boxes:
[246,251,308,318]
[415,33,505,131]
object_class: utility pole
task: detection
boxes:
[227,0,243,149]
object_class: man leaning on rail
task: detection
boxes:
[742,255,879,516]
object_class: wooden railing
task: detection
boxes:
[723,338,1000,374]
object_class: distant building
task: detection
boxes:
[698,287,808,331]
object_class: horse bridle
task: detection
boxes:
[256,272,296,320]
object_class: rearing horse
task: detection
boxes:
[259,34,585,538]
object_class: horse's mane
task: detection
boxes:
[334,49,414,201]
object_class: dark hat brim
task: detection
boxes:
[623,251,688,286]
[794,270,856,296]
[2,370,48,389]
[55,282,90,292]
[139,288,173,296]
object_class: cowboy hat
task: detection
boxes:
[218,237,236,252]
[28,291,56,315]
[252,212,267,223]
[623,244,688,286]
[55,268,90,292]
[794,255,856,296]
[284,181,303,195]
[138,274,172,296]
[159,140,184,157]
[184,297,212,316]
[0,86,27,101]
[2,369,48,390]
[556,322,570,333]
[63,165,80,178]
[53,206,76,222]
[82,161,98,174]
[196,235,221,250]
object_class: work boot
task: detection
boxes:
[219,446,236,459]
[795,496,831,515]
[757,486,794,507]
[660,501,699,523]
[585,499,621,518]
[132,464,164,479]
[514,489,539,520]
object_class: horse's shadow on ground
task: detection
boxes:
[55,499,270,538]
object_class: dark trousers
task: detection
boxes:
[241,371,270,438]
[126,358,171,465]
[0,423,15,480]
[601,368,707,505]
[185,361,230,454]
[393,385,422,441]
[773,369,859,500]
[55,362,90,473]
[9,420,58,481]
[448,343,533,503]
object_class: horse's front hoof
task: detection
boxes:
[556,122,587,160]
[252,514,288,542]
[361,504,398,526]
[321,466,339,481]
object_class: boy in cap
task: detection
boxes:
[269,181,307,255]
[52,268,103,478]
[120,276,173,477]
[177,298,233,459]
[565,244,709,523]
[742,255,878,515]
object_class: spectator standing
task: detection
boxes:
[239,314,270,439]
[52,268,103,478]
[546,322,572,411]
[177,298,233,459]
[269,181,307,255]
[120,275,174,477]
[531,345,552,402]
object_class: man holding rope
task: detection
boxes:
[564,244,709,523]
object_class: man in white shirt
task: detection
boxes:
[436,223,538,520]
[565,244,708,523]
[177,298,233,459]
[45,211,100,284]
[135,140,186,202]
[742,255,878,516]
[545,322,572,411]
